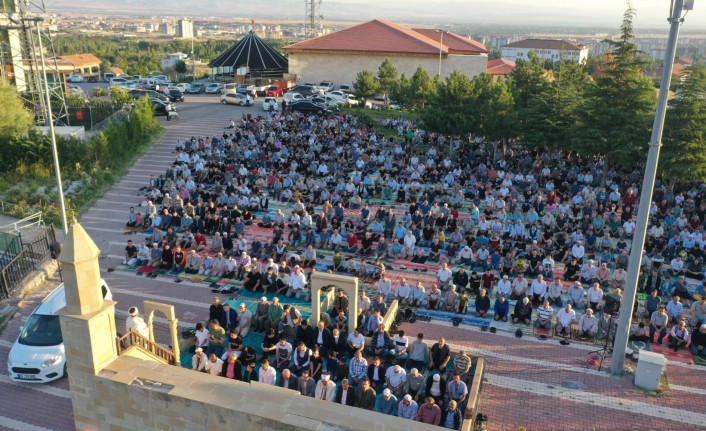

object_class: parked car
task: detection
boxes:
[174,83,188,93]
[237,84,257,97]
[67,85,85,96]
[290,100,331,115]
[66,74,83,83]
[186,83,206,94]
[151,98,178,120]
[312,94,345,107]
[338,83,352,92]
[327,90,348,101]
[205,83,223,94]
[265,85,284,97]
[129,89,169,103]
[263,97,280,111]
[109,77,128,85]
[289,85,319,97]
[346,94,362,106]
[220,93,254,106]
[87,75,98,83]
[167,88,185,102]
[7,281,112,383]
[283,92,306,104]
[103,72,115,83]
[318,80,334,92]
[222,83,238,95]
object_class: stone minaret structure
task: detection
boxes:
[58,221,117,426]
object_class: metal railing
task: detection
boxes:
[0,211,44,235]
[0,225,56,300]
[116,331,176,365]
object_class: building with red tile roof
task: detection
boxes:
[284,19,487,89]
[486,58,516,80]
[501,39,588,65]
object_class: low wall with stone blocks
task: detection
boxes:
[84,352,448,431]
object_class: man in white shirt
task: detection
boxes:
[205,353,223,377]
[258,358,277,385]
[530,275,548,304]
[511,274,529,301]
[496,275,512,298]
[571,241,585,261]
[587,283,604,313]
[555,304,576,337]
[346,327,365,357]
[287,266,307,299]
[396,279,411,305]
[437,262,453,289]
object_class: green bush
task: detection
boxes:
[0,99,163,227]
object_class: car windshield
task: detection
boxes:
[18,314,63,346]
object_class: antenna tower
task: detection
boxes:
[304,0,322,38]
[0,0,69,126]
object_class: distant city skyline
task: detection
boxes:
[43,0,706,30]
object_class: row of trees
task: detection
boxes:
[352,6,705,182]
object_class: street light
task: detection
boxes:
[436,29,444,78]
[611,0,691,376]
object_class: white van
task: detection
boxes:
[7,280,111,383]
[222,83,238,95]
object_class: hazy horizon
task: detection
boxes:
[42,0,706,31]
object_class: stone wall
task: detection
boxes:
[85,352,447,431]
[288,52,488,87]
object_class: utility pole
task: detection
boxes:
[611,0,690,376]
[31,17,68,234]
[191,36,196,83]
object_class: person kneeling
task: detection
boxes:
[493,294,509,322]
[475,289,491,318]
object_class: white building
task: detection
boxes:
[501,39,588,64]
[177,19,194,39]
[161,52,189,70]
[285,19,488,87]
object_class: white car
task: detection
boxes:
[283,92,306,104]
[66,74,84,83]
[318,80,334,92]
[220,93,253,106]
[346,94,361,106]
[7,281,112,383]
[263,97,280,111]
[327,91,348,102]
[67,85,85,96]
[205,83,223,94]
[109,77,128,85]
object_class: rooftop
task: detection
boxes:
[503,39,586,51]
[486,58,516,76]
[285,19,487,56]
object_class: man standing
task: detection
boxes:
[354,378,377,410]
[125,306,150,339]
[315,373,336,401]
[415,397,441,425]
[429,338,451,372]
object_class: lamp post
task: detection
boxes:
[30,17,68,234]
[436,29,444,78]
[611,0,690,376]
[191,36,196,83]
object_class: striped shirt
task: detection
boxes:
[454,354,471,374]
[537,306,553,321]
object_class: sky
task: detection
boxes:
[44,0,706,30]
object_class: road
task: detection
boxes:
[0,94,257,431]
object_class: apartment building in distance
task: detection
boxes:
[501,38,588,64]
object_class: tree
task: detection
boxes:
[0,78,35,140]
[409,66,436,109]
[377,58,398,102]
[420,70,474,135]
[662,64,706,181]
[523,60,593,149]
[389,73,411,107]
[174,60,188,74]
[577,3,656,166]
[508,51,549,137]
[468,74,517,141]
[353,70,379,103]
[109,85,131,107]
